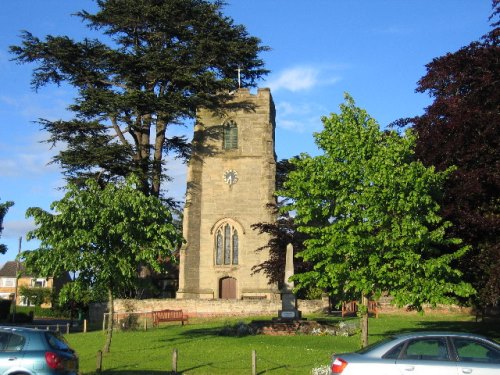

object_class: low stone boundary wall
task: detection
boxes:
[90,297,329,323]
[89,296,474,324]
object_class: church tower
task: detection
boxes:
[177,88,278,299]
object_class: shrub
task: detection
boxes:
[219,321,256,337]
[119,314,139,331]
[0,300,12,320]
[11,311,34,323]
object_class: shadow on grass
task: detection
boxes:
[98,362,212,374]
[146,325,225,344]
[176,326,223,338]
[257,365,287,374]
[97,371,170,374]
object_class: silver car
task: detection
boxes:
[330,331,500,375]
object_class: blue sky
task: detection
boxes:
[0,0,494,261]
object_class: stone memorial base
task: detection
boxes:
[276,309,302,321]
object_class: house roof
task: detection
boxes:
[0,261,28,277]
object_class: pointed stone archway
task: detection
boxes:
[219,277,237,299]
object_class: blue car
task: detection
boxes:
[0,326,78,375]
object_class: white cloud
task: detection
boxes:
[372,25,411,35]
[277,115,323,133]
[2,219,37,241]
[1,89,74,122]
[0,133,59,178]
[267,65,342,93]
[267,66,320,92]
[275,101,325,133]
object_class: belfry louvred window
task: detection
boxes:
[223,120,238,149]
[215,223,239,265]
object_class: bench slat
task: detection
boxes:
[152,309,188,326]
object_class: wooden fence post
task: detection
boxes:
[96,350,103,374]
[83,319,87,333]
[66,323,70,334]
[252,350,257,375]
[172,348,178,374]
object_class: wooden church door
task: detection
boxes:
[219,277,237,299]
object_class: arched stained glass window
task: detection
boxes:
[214,222,239,266]
[232,231,238,265]
[216,231,223,265]
[224,224,231,265]
[223,120,238,150]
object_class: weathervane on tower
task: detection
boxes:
[236,65,242,88]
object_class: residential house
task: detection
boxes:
[0,261,71,308]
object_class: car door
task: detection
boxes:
[395,337,458,375]
[0,332,26,373]
[451,337,500,375]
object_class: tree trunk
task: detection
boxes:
[103,288,114,353]
[360,294,369,348]
[152,121,166,197]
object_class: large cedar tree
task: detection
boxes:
[10,0,268,199]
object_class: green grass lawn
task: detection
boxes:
[66,313,499,375]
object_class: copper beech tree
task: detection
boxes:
[403,3,499,309]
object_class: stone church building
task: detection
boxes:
[177,88,279,300]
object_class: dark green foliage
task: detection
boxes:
[10,0,268,198]
[15,305,69,319]
[0,199,14,254]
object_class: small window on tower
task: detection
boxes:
[223,120,238,150]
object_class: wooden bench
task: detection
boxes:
[152,309,188,327]
[342,300,378,318]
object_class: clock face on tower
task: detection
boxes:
[223,169,238,185]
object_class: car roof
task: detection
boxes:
[393,331,491,340]
[0,326,45,334]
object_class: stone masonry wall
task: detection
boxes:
[89,297,329,323]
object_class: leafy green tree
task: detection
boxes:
[0,199,14,254]
[10,0,268,198]
[56,281,106,322]
[21,176,183,352]
[280,94,474,347]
